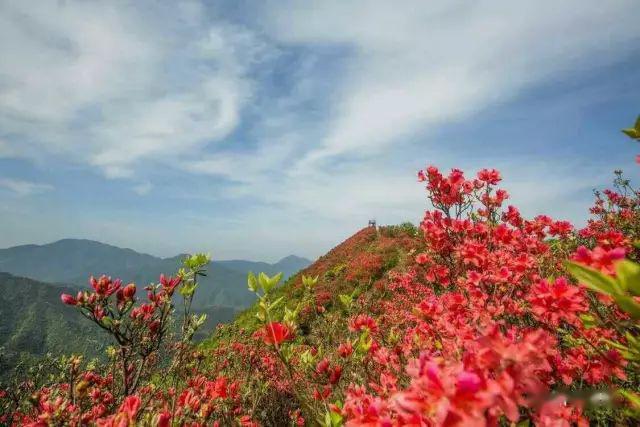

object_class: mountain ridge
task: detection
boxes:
[0,239,312,309]
[0,238,311,264]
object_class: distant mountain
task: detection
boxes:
[0,240,310,377]
[0,239,158,285]
[0,239,312,309]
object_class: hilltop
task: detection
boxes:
[209,224,418,346]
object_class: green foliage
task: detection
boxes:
[0,273,108,381]
[339,293,354,310]
[324,263,346,280]
[380,221,418,237]
[566,259,640,366]
[565,262,617,295]
[622,115,640,140]
[323,408,344,427]
[566,260,640,318]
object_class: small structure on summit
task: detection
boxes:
[368,219,377,228]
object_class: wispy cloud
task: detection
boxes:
[0,1,277,178]
[262,1,639,169]
[0,1,638,259]
[132,182,153,196]
[0,178,53,196]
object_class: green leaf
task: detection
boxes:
[269,296,284,311]
[179,282,197,297]
[614,259,640,293]
[579,314,598,329]
[194,314,207,328]
[330,411,343,426]
[565,261,617,295]
[184,253,211,270]
[283,307,298,324]
[622,128,639,140]
[300,349,315,366]
[339,294,352,309]
[618,389,640,410]
[302,275,319,288]
[626,331,640,348]
[270,272,283,289]
[247,272,258,292]
[613,295,640,320]
[259,272,281,293]
[616,260,640,296]
[324,411,332,427]
[281,345,293,362]
[357,330,372,353]
[258,272,270,292]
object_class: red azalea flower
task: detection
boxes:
[119,395,140,420]
[572,245,626,275]
[159,274,181,295]
[262,322,293,345]
[415,253,431,265]
[528,277,588,326]
[316,358,330,374]
[477,168,501,185]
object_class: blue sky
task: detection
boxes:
[0,1,639,261]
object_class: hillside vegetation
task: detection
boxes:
[0,273,109,379]
[0,245,309,380]
[2,119,640,426]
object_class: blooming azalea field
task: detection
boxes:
[2,120,640,426]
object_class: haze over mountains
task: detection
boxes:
[0,239,311,309]
[0,239,311,377]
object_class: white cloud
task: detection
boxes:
[0,178,53,196]
[262,0,639,167]
[0,1,275,178]
[1,1,638,259]
[132,182,153,196]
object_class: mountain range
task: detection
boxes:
[0,239,310,377]
[0,239,311,309]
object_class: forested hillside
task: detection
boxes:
[0,273,107,379]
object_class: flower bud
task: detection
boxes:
[316,358,329,375]
[61,293,77,305]
[329,365,343,384]
[338,342,353,358]
[123,283,136,300]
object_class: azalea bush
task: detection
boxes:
[2,119,640,425]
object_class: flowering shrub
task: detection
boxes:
[3,120,640,425]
